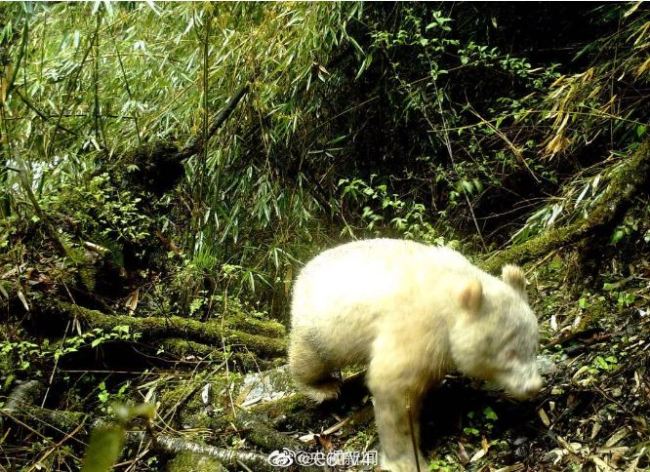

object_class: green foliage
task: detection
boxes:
[536,5,649,158]
[0,325,140,376]
[610,213,642,246]
[0,339,39,373]
[428,457,462,471]
[81,423,124,472]
[463,406,499,440]
[1,3,649,471]
[361,6,560,213]
[482,406,498,422]
[97,381,130,411]
[338,176,444,244]
[1,2,366,310]
[4,2,646,311]
[603,280,637,308]
[507,6,649,244]
[592,355,618,372]
[40,173,151,246]
[462,425,481,437]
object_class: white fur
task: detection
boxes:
[289,239,542,471]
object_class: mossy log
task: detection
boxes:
[482,141,650,273]
[1,380,42,413]
[1,403,87,433]
[166,451,228,472]
[0,379,87,432]
[251,372,373,432]
[141,430,321,472]
[43,302,286,358]
[235,409,308,452]
[143,433,269,471]
[159,338,274,371]
[2,406,283,472]
[212,310,286,338]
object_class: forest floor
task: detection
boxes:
[150,247,649,472]
[2,193,649,472]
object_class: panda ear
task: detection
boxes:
[502,264,527,299]
[458,279,483,315]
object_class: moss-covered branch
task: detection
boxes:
[1,402,88,434]
[482,141,650,273]
[42,302,286,358]
[136,433,274,472]
[2,402,292,472]
[158,338,276,370]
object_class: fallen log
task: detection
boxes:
[39,302,286,359]
[158,338,272,371]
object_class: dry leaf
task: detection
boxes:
[17,289,30,311]
[538,407,551,427]
[470,448,486,463]
[316,434,333,451]
[604,427,629,448]
[590,421,602,440]
[457,441,470,465]
[298,432,318,443]
[125,289,140,314]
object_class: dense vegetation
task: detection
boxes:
[1,2,648,471]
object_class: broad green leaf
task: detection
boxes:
[81,424,125,472]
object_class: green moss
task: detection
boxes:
[222,311,286,338]
[166,451,227,472]
[159,380,201,409]
[343,428,377,453]
[482,223,577,274]
[5,406,87,432]
[158,338,262,370]
[252,391,312,419]
[54,302,286,358]
[159,370,249,432]
[236,410,305,451]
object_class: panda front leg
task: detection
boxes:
[367,346,428,472]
